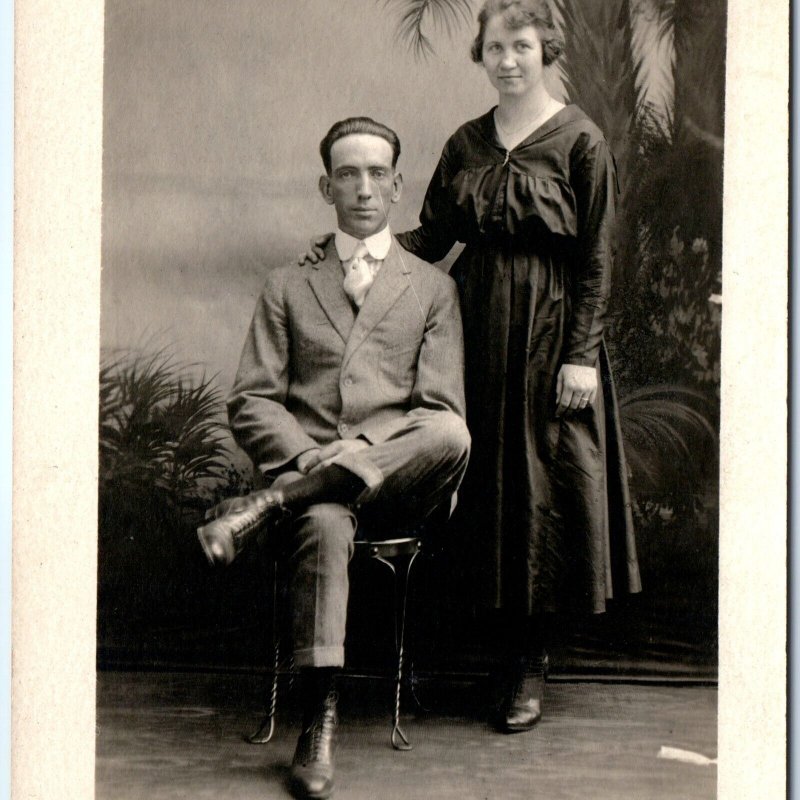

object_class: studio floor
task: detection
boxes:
[96,671,717,800]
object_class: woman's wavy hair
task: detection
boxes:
[470,0,564,66]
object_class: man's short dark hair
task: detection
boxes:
[319,117,401,174]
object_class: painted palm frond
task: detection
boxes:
[552,0,641,168]
[383,0,474,58]
[551,0,647,290]
[619,106,678,255]
[631,0,676,44]
[619,385,717,499]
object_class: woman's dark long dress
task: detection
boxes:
[397,104,641,615]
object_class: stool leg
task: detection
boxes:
[376,548,420,751]
[249,557,279,744]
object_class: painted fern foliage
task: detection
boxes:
[99,349,230,518]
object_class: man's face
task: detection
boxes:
[319,133,402,239]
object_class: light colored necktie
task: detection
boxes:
[342,241,374,308]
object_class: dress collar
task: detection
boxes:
[481,103,579,151]
[335,226,392,261]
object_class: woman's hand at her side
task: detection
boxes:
[298,233,335,265]
[555,364,598,417]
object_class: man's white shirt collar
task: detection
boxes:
[335,226,392,262]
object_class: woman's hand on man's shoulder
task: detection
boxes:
[298,233,334,265]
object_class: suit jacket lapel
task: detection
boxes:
[342,239,411,368]
[307,239,355,344]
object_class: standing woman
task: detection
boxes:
[395,0,641,733]
[305,0,641,733]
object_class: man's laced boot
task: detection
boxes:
[290,689,338,799]
[197,488,289,566]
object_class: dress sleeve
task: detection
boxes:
[396,142,459,264]
[563,138,617,367]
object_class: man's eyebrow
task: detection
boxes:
[334,163,390,172]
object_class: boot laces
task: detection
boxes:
[302,693,337,762]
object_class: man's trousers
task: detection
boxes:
[270,411,470,668]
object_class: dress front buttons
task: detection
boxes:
[344,377,353,387]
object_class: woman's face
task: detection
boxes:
[481,16,545,98]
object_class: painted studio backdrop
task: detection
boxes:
[99,0,724,677]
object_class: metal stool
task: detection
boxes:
[247,533,424,751]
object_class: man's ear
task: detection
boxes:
[391,172,403,204]
[318,175,335,205]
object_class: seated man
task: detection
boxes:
[198,117,470,800]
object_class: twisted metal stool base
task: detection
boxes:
[248,556,286,744]
[363,537,422,751]
[247,536,423,751]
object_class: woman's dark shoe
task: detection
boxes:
[290,691,338,800]
[196,488,289,566]
[494,653,549,734]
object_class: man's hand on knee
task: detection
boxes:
[304,439,370,473]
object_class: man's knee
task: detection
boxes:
[428,412,471,465]
[290,502,356,561]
